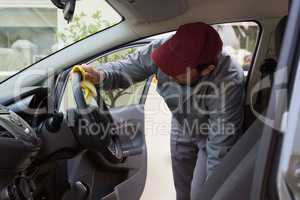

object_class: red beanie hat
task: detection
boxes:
[151,22,223,77]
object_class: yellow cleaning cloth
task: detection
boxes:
[71,65,97,103]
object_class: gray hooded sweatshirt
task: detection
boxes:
[99,38,244,175]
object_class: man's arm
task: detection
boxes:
[205,58,245,176]
[97,38,166,90]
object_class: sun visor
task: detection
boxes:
[109,0,187,22]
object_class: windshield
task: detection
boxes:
[0,0,121,82]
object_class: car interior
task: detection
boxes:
[0,0,291,199]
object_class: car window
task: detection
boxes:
[92,46,147,108]
[59,21,260,111]
[59,46,147,112]
[213,22,260,75]
[0,0,122,82]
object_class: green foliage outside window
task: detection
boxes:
[58,11,142,108]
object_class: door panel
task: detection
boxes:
[104,105,147,200]
[57,43,151,199]
[66,105,147,200]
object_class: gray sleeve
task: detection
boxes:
[96,38,166,90]
[205,65,245,176]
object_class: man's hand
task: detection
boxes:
[78,65,106,85]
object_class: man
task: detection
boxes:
[81,22,244,200]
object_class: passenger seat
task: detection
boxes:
[196,16,287,200]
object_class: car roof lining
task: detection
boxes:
[107,0,188,23]
[108,0,289,37]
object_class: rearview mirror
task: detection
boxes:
[50,0,76,23]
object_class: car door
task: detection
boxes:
[248,0,300,199]
[276,0,300,199]
[56,43,153,200]
[55,21,262,199]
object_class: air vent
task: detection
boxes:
[0,125,14,138]
[0,131,15,138]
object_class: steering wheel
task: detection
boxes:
[71,72,123,163]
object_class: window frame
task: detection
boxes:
[57,43,151,112]
[87,20,262,83]
[56,20,262,112]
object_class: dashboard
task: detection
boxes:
[0,105,40,190]
[0,98,80,199]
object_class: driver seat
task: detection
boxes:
[196,17,287,200]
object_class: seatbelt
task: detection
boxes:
[255,58,277,113]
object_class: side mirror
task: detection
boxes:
[50,0,76,23]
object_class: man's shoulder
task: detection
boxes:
[150,35,172,48]
[138,36,171,57]
[214,52,244,85]
[136,36,172,70]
